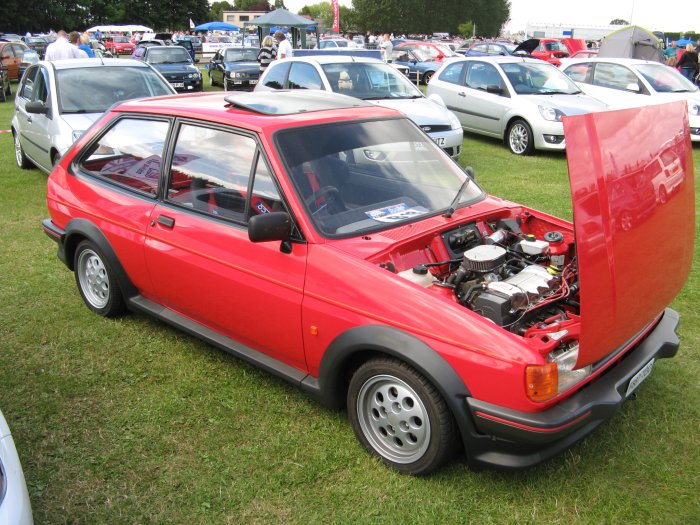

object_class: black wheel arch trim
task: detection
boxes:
[55,218,138,300]
[301,324,477,445]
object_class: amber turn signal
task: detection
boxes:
[525,363,558,402]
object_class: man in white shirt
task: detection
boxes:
[274,31,293,59]
[45,30,88,61]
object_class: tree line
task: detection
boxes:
[0,0,510,38]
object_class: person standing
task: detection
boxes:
[274,30,292,59]
[380,33,393,63]
[677,43,699,82]
[45,30,88,61]
[78,33,95,58]
[257,35,277,74]
[663,40,678,65]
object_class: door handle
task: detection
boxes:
[157,215,175,228]
[26,116,32,123]
[458,92,466,97]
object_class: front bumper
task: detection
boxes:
[168,78,203,92]
[463,308,680,469]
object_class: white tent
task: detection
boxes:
[86,24,154,33]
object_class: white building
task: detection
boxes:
[524,22,661,42]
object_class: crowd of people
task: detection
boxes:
[664,38,700,82]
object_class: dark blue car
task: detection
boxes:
[390,47,441,84]
[138,45,202,93]
[207,47,260,91]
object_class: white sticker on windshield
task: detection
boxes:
[366,203,427,223]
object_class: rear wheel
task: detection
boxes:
[422,70,435,84]
[74,241,126,317]
[507,119,534,155]
[348,357,458,475]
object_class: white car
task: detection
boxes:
[255,55,464,158]
[560,57,700,142]
[11,58,176,173]
[427,56,608,155]
[0,409,33,525]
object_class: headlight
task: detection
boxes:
[689,103,700,116]
[448,110,461,130]
[538,105,565,122]
[188,72,201,79]
[72,130,85,143]
[525,343,591,402]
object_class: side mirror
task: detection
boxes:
[194,58,200,63]
[625,82,641,93]
[25,100,49,115]
[486,84,503,95]
[248,211,293,253]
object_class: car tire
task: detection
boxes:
[422,70,434,84]
[14,132,31,169]
[0,85,5,103]
[507,119,534,155]
[347,356,458,475]
[6,80,12,97]
[224,79,230,92]
[209,71,214,87]
[658,186,668,204]
[74,241,126,317]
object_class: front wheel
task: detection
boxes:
[74,241,126,317]
[422,70,434,84]
[14,132,31,169]
[347,357,458,475]
[507,119,534,155]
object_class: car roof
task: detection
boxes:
[40,58,153,70]
[562,57,662,66]
[282,55,384,65]
[115,91,401,129]
[448,55,548,65]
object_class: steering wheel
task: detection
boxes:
[305,186,345,214]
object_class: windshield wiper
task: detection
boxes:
[444,166,474,218]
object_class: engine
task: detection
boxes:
[441,221,578,334]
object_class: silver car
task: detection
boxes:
[0,409,33,525]
[255,55,464,159]
[428,56,608,155]
[12,58,175,173]
[561,58,700,142]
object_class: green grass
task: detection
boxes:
[1,85,699,524]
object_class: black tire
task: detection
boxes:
[6,79,12,97]
[13,132,31,169]
[224,78,230,92]
[209,70,215,87]
[422,70,435,84]
[347,356,458,475]
[0,85,5,103]
[73,241,126,317]
[507,119,534,155]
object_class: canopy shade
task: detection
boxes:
[194,21,240,31]
[86,24,153,33]
[244,8,314,29]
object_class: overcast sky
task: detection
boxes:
[280,0,698,33]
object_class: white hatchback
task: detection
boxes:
[561,58,700,142]
[255,55,464,159]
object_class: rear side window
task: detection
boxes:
[438,62,466,85]
[592,63,638,91]
[288,62,323,90]
[262,62,289,89]
[80,118,169,196]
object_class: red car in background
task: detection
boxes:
[395,41,456,61]
[103,35,134,55]
[531,38,570,66]
[42,91,693,474]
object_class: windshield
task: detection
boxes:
[323,62,422,99]
[544,41,568,52]
[409,47,434,61]
[147,47,191,64]
[57,66,174,114]
[114,36,129,43]
[224,48,259,62]
[635,63,699,93]
[501,62,581,95]
[276,118,483,237]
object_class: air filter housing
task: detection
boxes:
[462,245,506,273]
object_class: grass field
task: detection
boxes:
[1,81,699,524]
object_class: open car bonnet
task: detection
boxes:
[564,101,694,367]
[514,38,539,55]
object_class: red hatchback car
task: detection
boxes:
[43,91,693,474]
[103,35,134,55]
[531,38,570,66]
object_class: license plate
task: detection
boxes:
[233,81,243,85]
[626,359,654,397]
[433,137,446,146]
[171,82,185,88]
[250,80,258,84]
